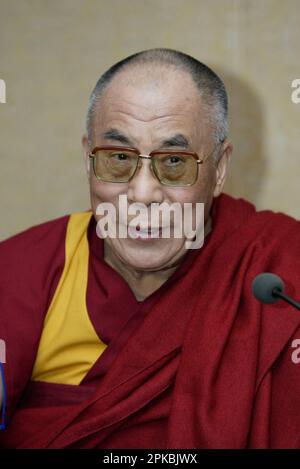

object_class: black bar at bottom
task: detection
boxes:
[1,449,300,468]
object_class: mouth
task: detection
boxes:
[128,225,163,240]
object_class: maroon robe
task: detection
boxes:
[0,194,300,448]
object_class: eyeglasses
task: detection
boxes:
[88,142,223,187]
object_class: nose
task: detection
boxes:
[127,158,164,206]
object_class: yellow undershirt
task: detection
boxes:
[32,212,107,385]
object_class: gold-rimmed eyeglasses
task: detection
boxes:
[88,142,223,187]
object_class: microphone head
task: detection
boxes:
[252,273,285,304]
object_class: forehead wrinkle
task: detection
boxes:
[100,127,192,150]
[110,109,190,123]
[100,92,200,122]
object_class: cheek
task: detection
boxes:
[164,168,217,222]
[165,168,216,204]
[89,179,127,226]
[89,178,124,206]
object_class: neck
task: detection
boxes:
[104,216,212,302]
[104,243,179,302]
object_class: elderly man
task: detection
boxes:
[0,48,300,449]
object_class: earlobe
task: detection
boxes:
[213,141,232,198]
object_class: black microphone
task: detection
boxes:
[252,273,300,311]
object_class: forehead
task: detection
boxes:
[91,65,211,148]
[104,65,200,111]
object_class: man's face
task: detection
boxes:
[82,65,231,271]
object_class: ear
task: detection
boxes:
[82,134,91,177]
[213,139,233,198]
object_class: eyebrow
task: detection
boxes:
[161,134,189,148]
[102,128,190,149]
[102,128,133,145]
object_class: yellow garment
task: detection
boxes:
[32,212,107,385]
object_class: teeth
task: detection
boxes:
[139,228,160,236]
[128,226,161,238]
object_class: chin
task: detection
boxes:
[112,238,186,271]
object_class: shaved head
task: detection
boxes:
[86,48,228,157]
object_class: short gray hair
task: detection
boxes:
[86,48,228,159]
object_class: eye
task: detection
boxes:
[164,155,185,166]
[111,153,129,161]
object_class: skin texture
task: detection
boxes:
[82,64,232,300]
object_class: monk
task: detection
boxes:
[0,48,300,449]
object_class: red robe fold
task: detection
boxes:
[1,194,300,448]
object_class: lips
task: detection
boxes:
[136,226,161,233]
[128,225,163,239]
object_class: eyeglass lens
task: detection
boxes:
[92,149,198,186]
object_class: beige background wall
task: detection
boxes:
[0,0,299,241]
